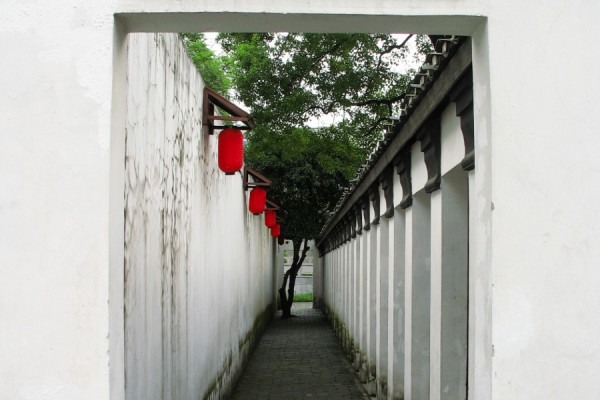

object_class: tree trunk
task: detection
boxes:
[280,238,310,319]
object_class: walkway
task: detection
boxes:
[230,303,369,400]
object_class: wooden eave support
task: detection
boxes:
[203,86,255,135]
[243,167,271,191]
[265,199,280,212]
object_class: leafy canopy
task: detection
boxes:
[218,33,431,149]
[180,33,232,95]
[245,126,363,242]
[181,33,431,242]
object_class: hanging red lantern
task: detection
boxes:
[218,127,244,175]
[249,188,267,215]
[264,209,277,228]
[271,224,280,237]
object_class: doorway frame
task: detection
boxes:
[108,8,493,400]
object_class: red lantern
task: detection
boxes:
[249,188,267,215]
[218,127,243,175]
[271,224,280,237]
[264,210,276,228]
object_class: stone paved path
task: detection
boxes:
[230,304,369,400]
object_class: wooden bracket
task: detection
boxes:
[265,199,280,212]
[394,149,413,209]
[345,216,352,243]
[450,69,475,171]
[354,205,363,235]
[243,167,271,191]
[380,165,395,218]
[369,183,381,225]
[418,115,442,193]
[203,86,256,135]
[361,195,371,232]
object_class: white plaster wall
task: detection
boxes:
[0,1,117,399]
[485,3,600,398]
[3,1,600,399]
[411,142,428,193]
[440,103,464,176]
[124,33,274,400]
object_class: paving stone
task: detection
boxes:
[230,305,369,400]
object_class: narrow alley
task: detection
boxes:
[230,304,368,400]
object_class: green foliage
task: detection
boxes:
[180,33,232,95]
[246,125,364,241]
[181,32,431,243]
[218,33,430,149]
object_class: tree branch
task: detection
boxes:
[280,269,291,291]
[302,102,337,116]
[365,34,414,96]
[365,116,390,139]
[297,238,310,268]
[349,93,405,107]
[281,36,352,97]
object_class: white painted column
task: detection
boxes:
[336,248,340,314]
[368,224,378,388]
[377,216,390,397]
[430,190,443,400]
[441,168,469,400]
[469,25,492,400]
[410,191,432,400]
[332,249,336,314]
[361,227,369,381]
[339,246,342,317]
[332,251,336,310]
[365,226,373,379]
[346,239,355,344]
[343,243,346,323]
[329,252,333,311]
[332,248,336,313]
[354,231,362,369]
[325,253,329,309]
[346,239,351,339]
[324,252,329,308]
[358,232,365,353]
[389,209,406,399]
[342,242,346,323]
[338,243,346,324]
[327,253,332,308]
[338,247,342,317]
[346,239,351,337]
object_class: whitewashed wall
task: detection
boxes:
[123,33,275,400]
[322,102,469,400]
[0,2,117,399]
[2,1,600,400]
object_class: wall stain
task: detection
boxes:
[123,32,274,400]
[202,304,274,400]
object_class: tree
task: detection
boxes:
[180,32,431,317]
[218,33,431,317]
[180,33,232,95]
[218,33,431,149]
[245,126,363,318]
